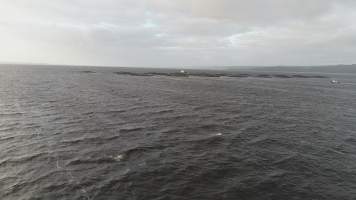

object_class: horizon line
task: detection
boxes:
[0,62,355,70]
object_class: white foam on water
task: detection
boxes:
[114,154,123,161]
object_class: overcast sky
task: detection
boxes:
[0,0,355,68]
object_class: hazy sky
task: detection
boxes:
[0,0,356,67]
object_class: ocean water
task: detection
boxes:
[1,65,356,200]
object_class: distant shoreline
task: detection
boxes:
[1,63,355,74]
[108,71,328,79]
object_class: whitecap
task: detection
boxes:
[113,154,123,161]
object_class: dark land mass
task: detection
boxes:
[113,71,328,79]
[247,64,356,74]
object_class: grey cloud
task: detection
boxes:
[0,0,356,67]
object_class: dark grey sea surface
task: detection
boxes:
[1,65,356,200]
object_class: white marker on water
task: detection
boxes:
[331,79,339,84]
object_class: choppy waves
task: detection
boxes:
[0,66,356,199]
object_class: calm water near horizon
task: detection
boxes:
[1,65,356,199]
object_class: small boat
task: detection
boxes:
[330,79,339,84]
